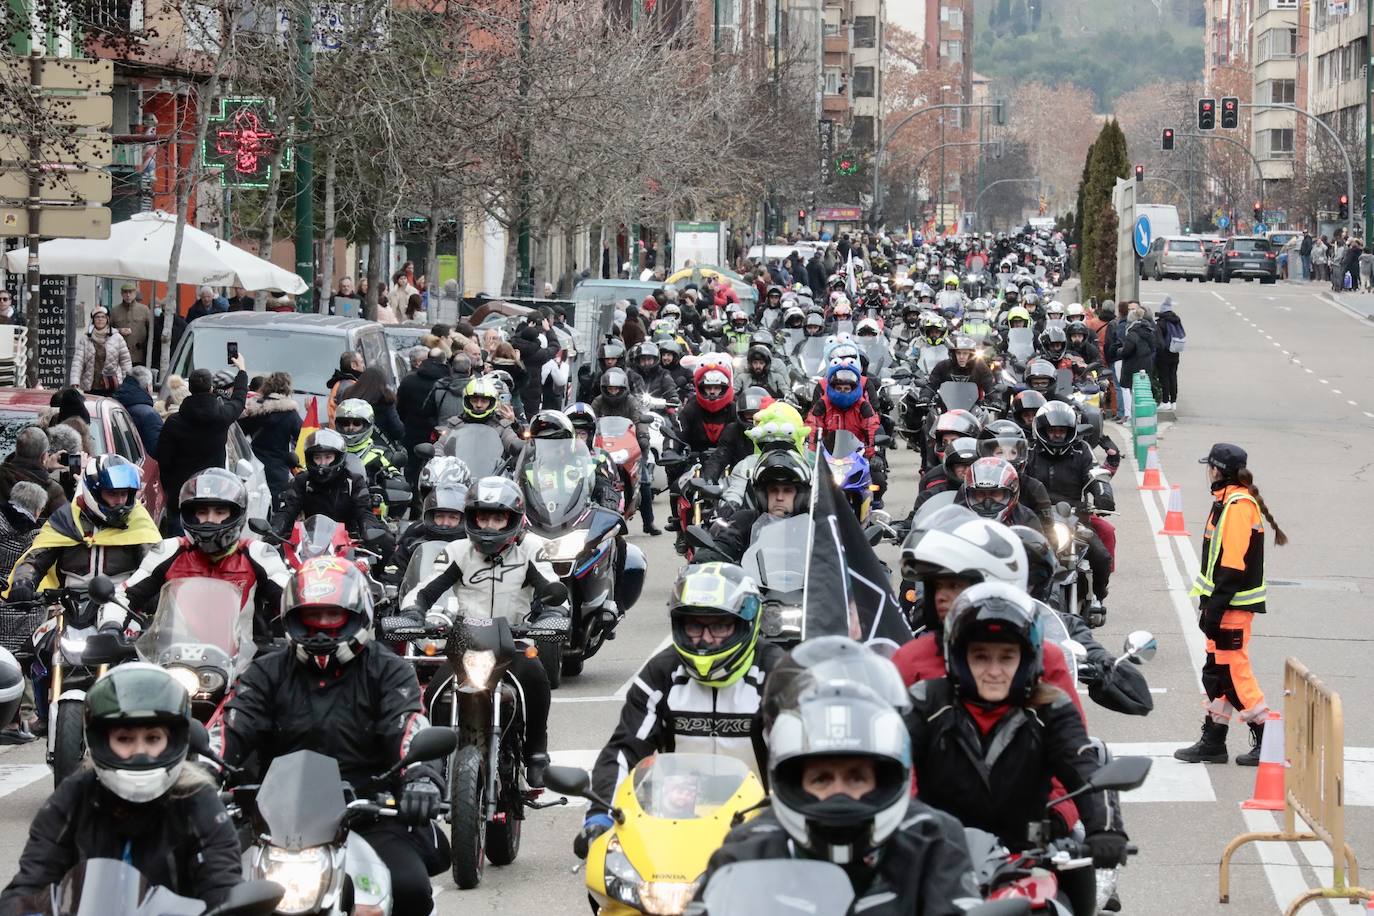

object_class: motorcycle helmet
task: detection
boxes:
[739,386,774,424]
[746,344,773,374]
[1025,358,1058,393]
[659,340,684,368]
[1044,300,1064,321]
[1022,291,1043,313]
[750,449,811,517]
[661,303,682,321]
[462,377,500,421]
[1011,525,1059,605]
[950,335,976,362]
[1067,320,1091,347]
[961,457,1020,523]
[750,329,776,350]
[900,514,1028,633]
[1002,286,1021,307]
[730,308,749,332]
[528,409,575,441]
[668,562,762,687]
[915,283,936,304]
[632,341,660,376]
[463,476,526,557]
[77,454,142,528]
[977,420,1029,472]
[85,663,192,804]
[421,486,467,535]
[832,299,853,322]
[597,340,626,371]
[599,367,630,411]
[944,582,1044,708]
[1033,401,1080,455]
[282,557,374,672]
[1011,390,1048,431]
[826,340,862,369]
[1039,327,1067,362]
[303,429,348,486]
[804,311,825,335]
[1065,302,1087,320]
[417,455,471,507]
[748,401,808,454]
[825,364,862,409]
[178,468,248,556]
[941,436,980,482]
[769,681,912,865]
[760,635,911,736]
[783,306,805,329]
[334,398,376,451]
[1005,305,1031,328]
[920,314,948,344]
[856,318,882,339]
[564,401,599,444]
[694,365,734,413]
[933,409,982,456]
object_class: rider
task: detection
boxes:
[910,436,979,520]
[270,429,391,553]
[740,343,786,398]
[698,450,810,564]
[443,377,524,459]
[959,457,1042,532]
[391,486,467,574]
[978,419,1052,524]
[562,403,623,512]
[591,367,659,536]
[118,468,289,643]
[579,562,781,857]
[1,664,241,908]
[576,339,644,403]
[657,340,694,397]
[925,335,997,401]
[714,400,808,515]
[632,341,680,406]
[1010,389,1048,437]
[805,364,880,459]
[401,476,563,787]
[219,559,446,915]
[934,274,965,317]
[334,397,405,490]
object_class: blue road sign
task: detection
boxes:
[1218,215,1230,229]
[1133,214,1152,258]
[1255,223,1268,234]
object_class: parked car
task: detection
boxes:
[382,323,433,381]
[1141,235,1209,281]
[1213,236,1278,284]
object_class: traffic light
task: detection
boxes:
[1134,165,1144,183]
[1253,202,1263,221]
[1340,194,1349,219]
[1198,97,1216,130]
[1161,128,1175,151]
[798,208,807,221]
[1221,97,1239,129]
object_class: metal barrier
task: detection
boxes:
[1218,657,1372,913]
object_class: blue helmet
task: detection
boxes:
[825,364,862,409]
[77,454,142,528]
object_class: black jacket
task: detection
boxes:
[1024,441,1098,508]
[0,769,241,908]
[511,326,558,405]
[397,359,449,446]
[1154,311,1184,361]
[220,642,428,793]
[1118,320,1156,387]
[698,806,981,916]
[111,377,163,454]
[700,422,753,481]
[270,468,373,538]
[0,453,65,517]
[156,372,247,510]
[237,394,302,496]
[926,358,997,399]
[676,400,739,454]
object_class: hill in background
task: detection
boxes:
[972,0,1204,112]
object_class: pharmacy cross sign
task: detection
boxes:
[200,97,293,190]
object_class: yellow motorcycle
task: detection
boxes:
[545,753,765,915]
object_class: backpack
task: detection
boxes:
[1166,318,1187,354]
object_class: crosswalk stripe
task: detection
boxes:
[0,765,49,800]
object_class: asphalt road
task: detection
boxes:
[0,274,1370,914]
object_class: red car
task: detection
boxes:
[0,388,166,521]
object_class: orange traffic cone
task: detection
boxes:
[1140,447,1166,491]
[1158,485,1191,536]
[1241,711,1287,811]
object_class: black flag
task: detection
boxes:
[802,453,913,650]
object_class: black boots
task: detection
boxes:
[1174,719,1229,764]
[1235,722,1264,767]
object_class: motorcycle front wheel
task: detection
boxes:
[450,744,486,889]
[51,699,85,789]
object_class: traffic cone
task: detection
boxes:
[1140,447,1166,491]
[1241,711,1287,811]
[1158,485,1191,536]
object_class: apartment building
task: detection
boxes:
[820,0,885,153]
[1306,0,1366,144]
[1251,0,1299,186]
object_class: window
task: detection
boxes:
[940,39,962,60]
[824,67,843,95]
[1260,127,1295,158]
[852,16,875,48]
[852,67,875,98]
[109,408,144,462]
[850,116,875,147]
[1261,78,1295,103]
[941,5,964,29]
[1256,27,1296,62]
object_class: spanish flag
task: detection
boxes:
[295,396,320,469]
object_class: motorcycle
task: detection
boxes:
[218,726,458,915]
[519,437,642,681]
[738,514,807,646]
[545,753,766,916]
[1046,470,1115,628]
[428,423,509,479]
[595,416,643,521]
[4,857,284,916]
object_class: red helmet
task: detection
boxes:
[694,364,734,413]
[282,557,374,672]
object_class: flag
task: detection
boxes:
[295,396,320,468]
[801,454,913,651]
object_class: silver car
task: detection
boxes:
[1142,235,1209,281]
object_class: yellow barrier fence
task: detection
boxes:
[1219,657,1372,914]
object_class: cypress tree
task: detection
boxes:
[1080,120,1130,302]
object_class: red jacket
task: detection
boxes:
[805,391,881,456]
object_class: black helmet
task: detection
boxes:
[1033,401,1080,454]
[746,344,773,370]
[303,429,348,486]
[1011,525,1059,604]
[464,476,525,557]
[751,329,776,350]
[941,435,980,480]
[1067,320,1090,344]
[739,385,773,423]
[599,367,630,410]
[597,340,626,370]
[1025,358,1058,393]
[632,341,660,375]
[1039,326,1067,361]
[1011,390,1048,430]
[977,420,1029,472]
[750,449,811,517]
[528,410,575,441]
[933,409,982,456]
[85,663,192,804]
[178,468,248,556]
[944,582,1044,708]
[421,486,467,536]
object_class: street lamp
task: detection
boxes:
[938,85,951,232]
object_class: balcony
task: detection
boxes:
[824,33,849,54]
[823,94,850,115]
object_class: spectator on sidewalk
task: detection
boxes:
[1299,230,1313,281]
[1154,297,1185,411]
[70,306,131,392]
[1361,245,1374,292]
[157,356,248,533]
[111,366,163,454]
[1340,236,1363,292]
[237,371,300,500]
[109,283,152,366]
[1312,236,1329,282]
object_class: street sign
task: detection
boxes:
[0,57,113,92]
[0,168,111,203]
[1255,222,1268,234]
[1133,214,1152,258]
[0,133,112,166]
[1218,215,1230,229]
[0,206,110,238]
[0,96,112,131]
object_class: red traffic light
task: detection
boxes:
[1201,100,1213,112]
[1340,194,1349,204]
[798,209,807,220]
[1134,165,1145,181]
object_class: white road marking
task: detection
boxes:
[1365,412,1374,419]
[1332,389,1342,395]
[0,765,48,800]
[1349,401,1359,407]
[1106,742,1216,803]
[1319,378,1329,385]
[1241,809,1330,914]
[1212,291,1228,302]
[1305,368,1314,373]
[1346,747,1374,806]
[551,695,625,705]
[544,748,601,809]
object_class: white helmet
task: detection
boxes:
[900,515,1028,632]
[1065,302,1086,319]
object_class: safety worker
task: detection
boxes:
[1175,444,1287,767]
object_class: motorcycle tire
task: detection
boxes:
[485,770,521,866]
[560,652,585,678]
[51,699,84,789]
[450,744,487,889]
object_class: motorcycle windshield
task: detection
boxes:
[256,750,349,850]
[938,381,980,412]
[631,753,752,820]
[855,337,889,375]
[518,439,594,531]
[697,860,855,915]
[45,858,204,916]
[741,515,808,595]
[134,579,254,677]
[824,429,865,461]
[917,344,948,375]
[797,338,829,376]
[1007,328,1034,362]
[437,425,505,477]
[400,541,455,599]
[298,515,345,558]
[596,416,635,442]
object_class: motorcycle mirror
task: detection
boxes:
[586,507,626,543]
[400,727,458,768]
[866,524,885,546]
[1064,639,1088,661]
[234,458,255,481]
[1087,756,1153,793]
[543,764,591,797]
[1088,467,1112,484]
[247,518,272,537]
[203,879,286,916]
[1123,630,1158,664]
[414,442,435,460]
[86,575,115,604]
[389,450,408,469]
[81,632,136,665]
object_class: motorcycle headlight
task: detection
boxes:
[462,649,496,689]
[196,667,226,695]
[260,846,332,914]
[610,448,630,464]
[542,529,589,562]
[604,836,642,907]
[1052,521,1073,552]
[638,879,701,915]
[166,665,201,696]
[60,635,88,658]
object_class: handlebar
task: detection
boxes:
[379,616,449,641]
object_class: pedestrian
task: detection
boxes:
[228,286,255,311]
[373,285,398,324]
[385,270,414,323]
[70,306,131,392]
[620,305,646,349]
[185,286,217,323]
[423,353,474,428]
[108,283,152,365]
[325,350,363,424]
[510,316,558,416]
[396,346,448,461]
[1117,303,1156,422]
[0,289,15,325]
[1175,443,1287,767]
[0,427,66,517]
[404,293,426,324]
[237,371,301,501]
[1104,300,1128,421]
[155,374,191,418]
[111,366,163,454]
[339,367,404,445]
[1341,235,1363,292]
[1299,229,1313,281]
[1154,296,1185,411]
[1360,244,1374,292]
[157,355,248,533]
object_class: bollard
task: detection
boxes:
[1134,400,1157,465]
